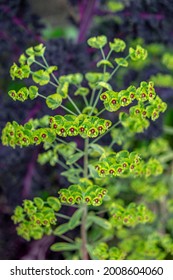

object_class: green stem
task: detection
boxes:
[83,95,89,107]
[38,93,46,99]
[81,205,88,260]
[90,88,96,106]
[100,47,106,59]
[109,139,117,149]
[106,49,113,60]
[41,55,81,115]
[57,159,68,170]
[38,94,77,116]
[96,108,105,116]
[80,137,89,260]
[91,120,121,144]
[56,137,82,153]
[84,137,89,178]
[60,235,74,243]
[55,213,70,220]
[34,60,47,69]
[61,203,79,208]
[89,88,102,116]
[100,47,106,73]
[109,55,130,80]
[60,104,77,116]
[67,95,81,115]
[42,55,60,86]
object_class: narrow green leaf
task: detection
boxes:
[87,215,112,230]
[68,208,83,229]
[54,223,70,236]
[90,143,105,155]
[66,152,84,165]
[88,164,100,179]
[50,242,78,252]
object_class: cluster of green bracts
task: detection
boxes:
[2,114,112,148]
[95,150,163,178]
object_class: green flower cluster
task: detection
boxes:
[129,45,148,61]
[109,202,154,227]
[10,44,46,80]
[1,120,55,148]
[95,150,141,177]
[1,114,112,148]
[49,114,112,138]
[100,81,166,131]
[10,63,30,80]
[12,196,61,241]
[8,86,38,102]
[93,242,126,260]
[136,138,170,158]
[95,150,163,178]
[100,85,136,111]
[118,82,167,133]
[119,233,173,260]
[131,180,168,202]
[59,183,107,206]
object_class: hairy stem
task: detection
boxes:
[81,205,88,260]
[56,137,82,153]
[55,213,70,220]
[80,137,89,260]
[83,137,89,178]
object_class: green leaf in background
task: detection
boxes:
[107,0,124,12]
[50,242,78,252]
[46,93,62,109]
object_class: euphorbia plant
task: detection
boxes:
[1,35,167,260]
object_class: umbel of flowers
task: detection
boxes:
[1,36,167,260]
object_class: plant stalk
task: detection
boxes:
[80,137,89,260]
[81,205,88,260]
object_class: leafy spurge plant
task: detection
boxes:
[1,35,167,260]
